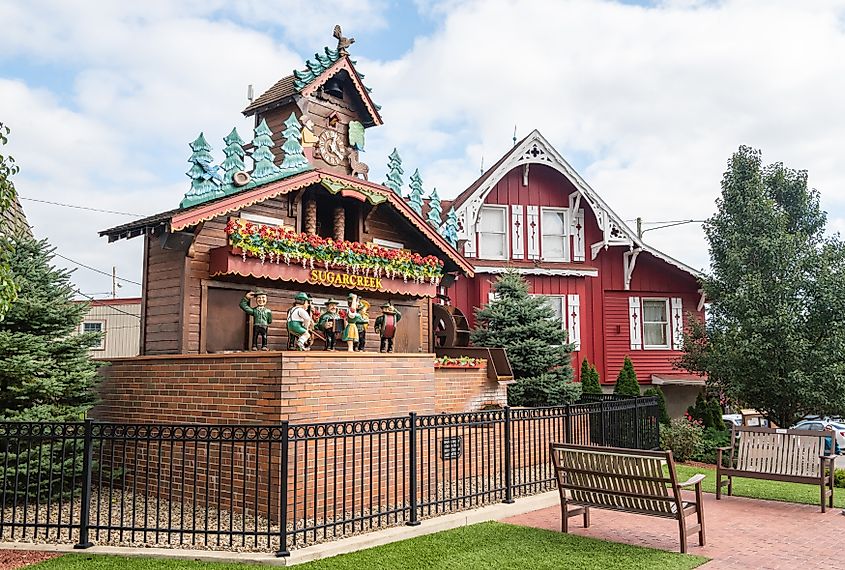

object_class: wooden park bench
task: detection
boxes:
[550,443,706,554]
[716,426,836,512]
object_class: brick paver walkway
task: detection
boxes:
[502,493,845,569]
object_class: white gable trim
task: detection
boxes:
[454,130,703,280]
[473,266,598,277]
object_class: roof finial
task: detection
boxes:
[333,25,355,55]
[513,125,517,147]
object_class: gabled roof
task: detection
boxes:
[243,49,383,127]
[101,169,473,277]
[451,130,702,280]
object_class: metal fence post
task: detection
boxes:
[275,421,291,557]
[73,419,94,549]
[406,412,420,526]
[503,407,514,504]
[599,401,607,446]
[564,404,571,444]
[635,399,642,449]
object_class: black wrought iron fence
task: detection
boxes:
[0,396,658,555]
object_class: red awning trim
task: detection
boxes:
[209,246,438,298]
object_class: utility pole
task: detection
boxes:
[112,266,117,299]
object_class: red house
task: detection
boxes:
[446,131,705,414]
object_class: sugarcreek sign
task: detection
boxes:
[309,269,383,291]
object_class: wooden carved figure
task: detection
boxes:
[375,302,402,353]
[317,299,342,350]
[348,148,369,181]
[240,291,272,351]
[342,293,363,352]
[356,299,370,351]
[287,292,313,351]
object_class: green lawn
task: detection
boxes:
[30,522,707,570]
[675,463,844,508]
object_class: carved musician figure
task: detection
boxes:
[375,302,402,353]
[316,298,343,350]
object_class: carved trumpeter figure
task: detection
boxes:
[375,302,402,353]
[287,292,313,351]
[342,293,366,352]
[240,291,272,351]
[317,298,342,350]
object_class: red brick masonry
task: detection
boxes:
[503,492,845,569]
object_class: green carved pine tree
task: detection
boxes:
[613,356,641,396]
[221,127,246,189]
[408,169,424,215]
[426,188,442,228]
[471,270,579,406]
[442,207,459,247]
[384,148,404,195]
[180,132,223,208]
[280,113,310,172]
[250,119,281,182]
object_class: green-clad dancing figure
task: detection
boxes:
[240,291,273,350]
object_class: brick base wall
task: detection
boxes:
[92,352,507,424]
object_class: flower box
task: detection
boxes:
[434,357,486,369]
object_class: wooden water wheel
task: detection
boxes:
[432,304,471,348]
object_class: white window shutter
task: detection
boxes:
[526,206,539,260]
[567,294,581,350]
[463,218,476,258]
[671,297,684,350]
[572,209,585,262]
[488,291,498,303]
[629,296,642,350]
[511,205,524,259]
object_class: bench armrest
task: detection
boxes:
[678,473,706,488]
[820,454,837,461]
[715,446,731,451]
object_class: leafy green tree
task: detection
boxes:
[643,386,670,425]
[471,270,579,406]
[0,122,19,321]
[613,356,640,396]
[679,146,845,427]
[579,358,602,395]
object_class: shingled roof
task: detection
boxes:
[242,75,298,115]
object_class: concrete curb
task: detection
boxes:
[0,491,559,567]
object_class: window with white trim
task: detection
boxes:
[642,299,670,349]
[477,205,508,259]
[82,321,105,350]
[541,208,569,261]
[536,295,566,330]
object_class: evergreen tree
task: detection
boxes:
[279,113,309,172]
[613,356,641,396]
[579,359,602,395]
[442,207,459,247]
[250,119,281,182]
[384,148,404,195]
[180,132,223,208]
[643,387,670,425]
[471,270,579,406]
[408,169,424,215]
[0,122,19,320]
[221,127,246,187]
[426,188,442,228]
[0,235,101,421]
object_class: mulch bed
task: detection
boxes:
[0,550,62,570]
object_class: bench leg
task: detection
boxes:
[583,507,590,528]
[678,518,688,554]
[696,486,706,547]
[561,502,569,533]
[727,476,733,496]
[716,469,722,500]
[821,480,827,513]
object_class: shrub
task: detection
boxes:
[691,428,731,465]
[835,469,845,489]
[580,359,602,395]
[687,392,724,430]
[660,418,704,462]
[643,386,670,425]
[613,356,640,397]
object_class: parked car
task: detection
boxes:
[791,419,845,454]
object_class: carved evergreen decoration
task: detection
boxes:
[292,47,342,90]
[426,187,442,228]
[221,127,246,193]
[279,113,310,173]
[180,133,224,209]
[249,119,282,183]
[443,207,459,247]
[408,169,424,215]
[384,148,403,196]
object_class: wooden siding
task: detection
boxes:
[142,233,185,355]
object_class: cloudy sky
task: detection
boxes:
[2,0,845,299]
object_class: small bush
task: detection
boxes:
[691,428,731,465]
[687,393,724,430]
[660,418,703,463]
[613,356,640,397]
[580,359,602,395]
[835,468,845,489]
[643,386,670,425]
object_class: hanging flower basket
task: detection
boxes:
[226,218,444,284]
[434,356,486,369]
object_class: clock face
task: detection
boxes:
[317,130,346,166]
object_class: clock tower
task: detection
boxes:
[242,25,382,180]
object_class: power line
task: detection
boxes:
[19,196,145,217]
[75,290,141,319]
[53,253,142,286]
